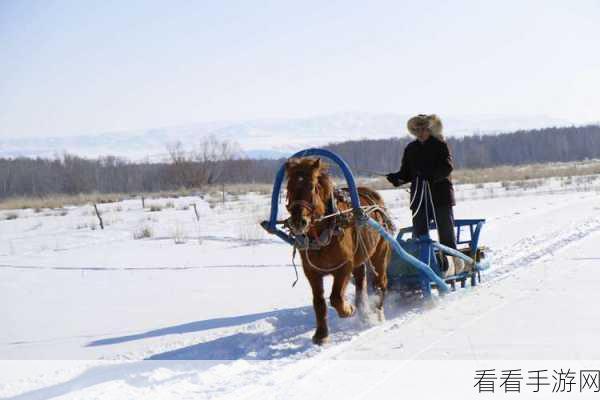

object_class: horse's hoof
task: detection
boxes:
[338,304,356,318]
[376,308,385,322]
[346,304,356,318]
[312,334,330,345]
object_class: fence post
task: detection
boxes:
[93,204,104,230]
[192,203,200,222]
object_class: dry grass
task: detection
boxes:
[453,160,600,184]
[173,221,187,244]
[75,220,101,230]
[0,193,129,211]
[3,160,598,211]
[204,183,271,198]
[133,225,154,239]
[4,211,19,220]
[0,184,271,211]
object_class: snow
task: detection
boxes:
[1,183,600,398]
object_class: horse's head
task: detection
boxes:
[285,157,331,235]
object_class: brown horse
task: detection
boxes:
[285,157,392,345]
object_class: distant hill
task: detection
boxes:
[0,112,574,160]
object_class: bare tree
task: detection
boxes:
[1,125,600,200]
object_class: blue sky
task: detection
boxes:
[1,0,599,138]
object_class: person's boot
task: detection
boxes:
[436,253,448,273]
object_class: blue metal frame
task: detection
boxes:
[391,219,489,293]
[266,148,361,234]
[262,147,492,295]
[397,219,485,259]
[365,218,450,292]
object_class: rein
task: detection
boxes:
[286,185,350,277]
[287,199,316,218]
[287,191,394,280]
[284,173,395,282]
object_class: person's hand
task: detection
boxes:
[386,173,404,187]
[385,173,397,185]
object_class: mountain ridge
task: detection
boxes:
[0,112,575,160]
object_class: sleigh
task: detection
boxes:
[388,219,489,297]
[261,147,489,298]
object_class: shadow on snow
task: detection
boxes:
[11,299,419,399]
[87,309,290,347]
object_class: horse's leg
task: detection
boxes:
[330,268,355,318]
[306,271,329,345]
[353,264,369,318]
[370,238,391,321]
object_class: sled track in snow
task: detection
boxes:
[484,216,600,284]
[98,215,600,364]
[169,216,600,399]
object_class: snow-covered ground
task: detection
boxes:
[1,182,600,399]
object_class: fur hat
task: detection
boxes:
[407,114,444,141]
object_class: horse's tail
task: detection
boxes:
[357,187,384,206]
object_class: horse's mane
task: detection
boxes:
[316,165,334,202]
[287,157,388,210]
[285,157,392,230]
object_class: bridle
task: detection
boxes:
[286,199,317,219]
[286,180,323,222]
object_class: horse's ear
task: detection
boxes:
[313,158,321,170]
[285,158,298,170]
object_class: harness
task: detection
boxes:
[285,187,396,285]
[286,188,356,251]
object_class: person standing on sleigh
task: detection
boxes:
[386,114,464,274]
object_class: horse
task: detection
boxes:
[285,157,392,345]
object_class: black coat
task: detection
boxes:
[388,136,455,209]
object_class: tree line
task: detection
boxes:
[326,124,600,173]
[0,124,599,199]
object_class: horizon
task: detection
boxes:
[0,110,591,141]
[1,116,598,163]
[2,0,599,140]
